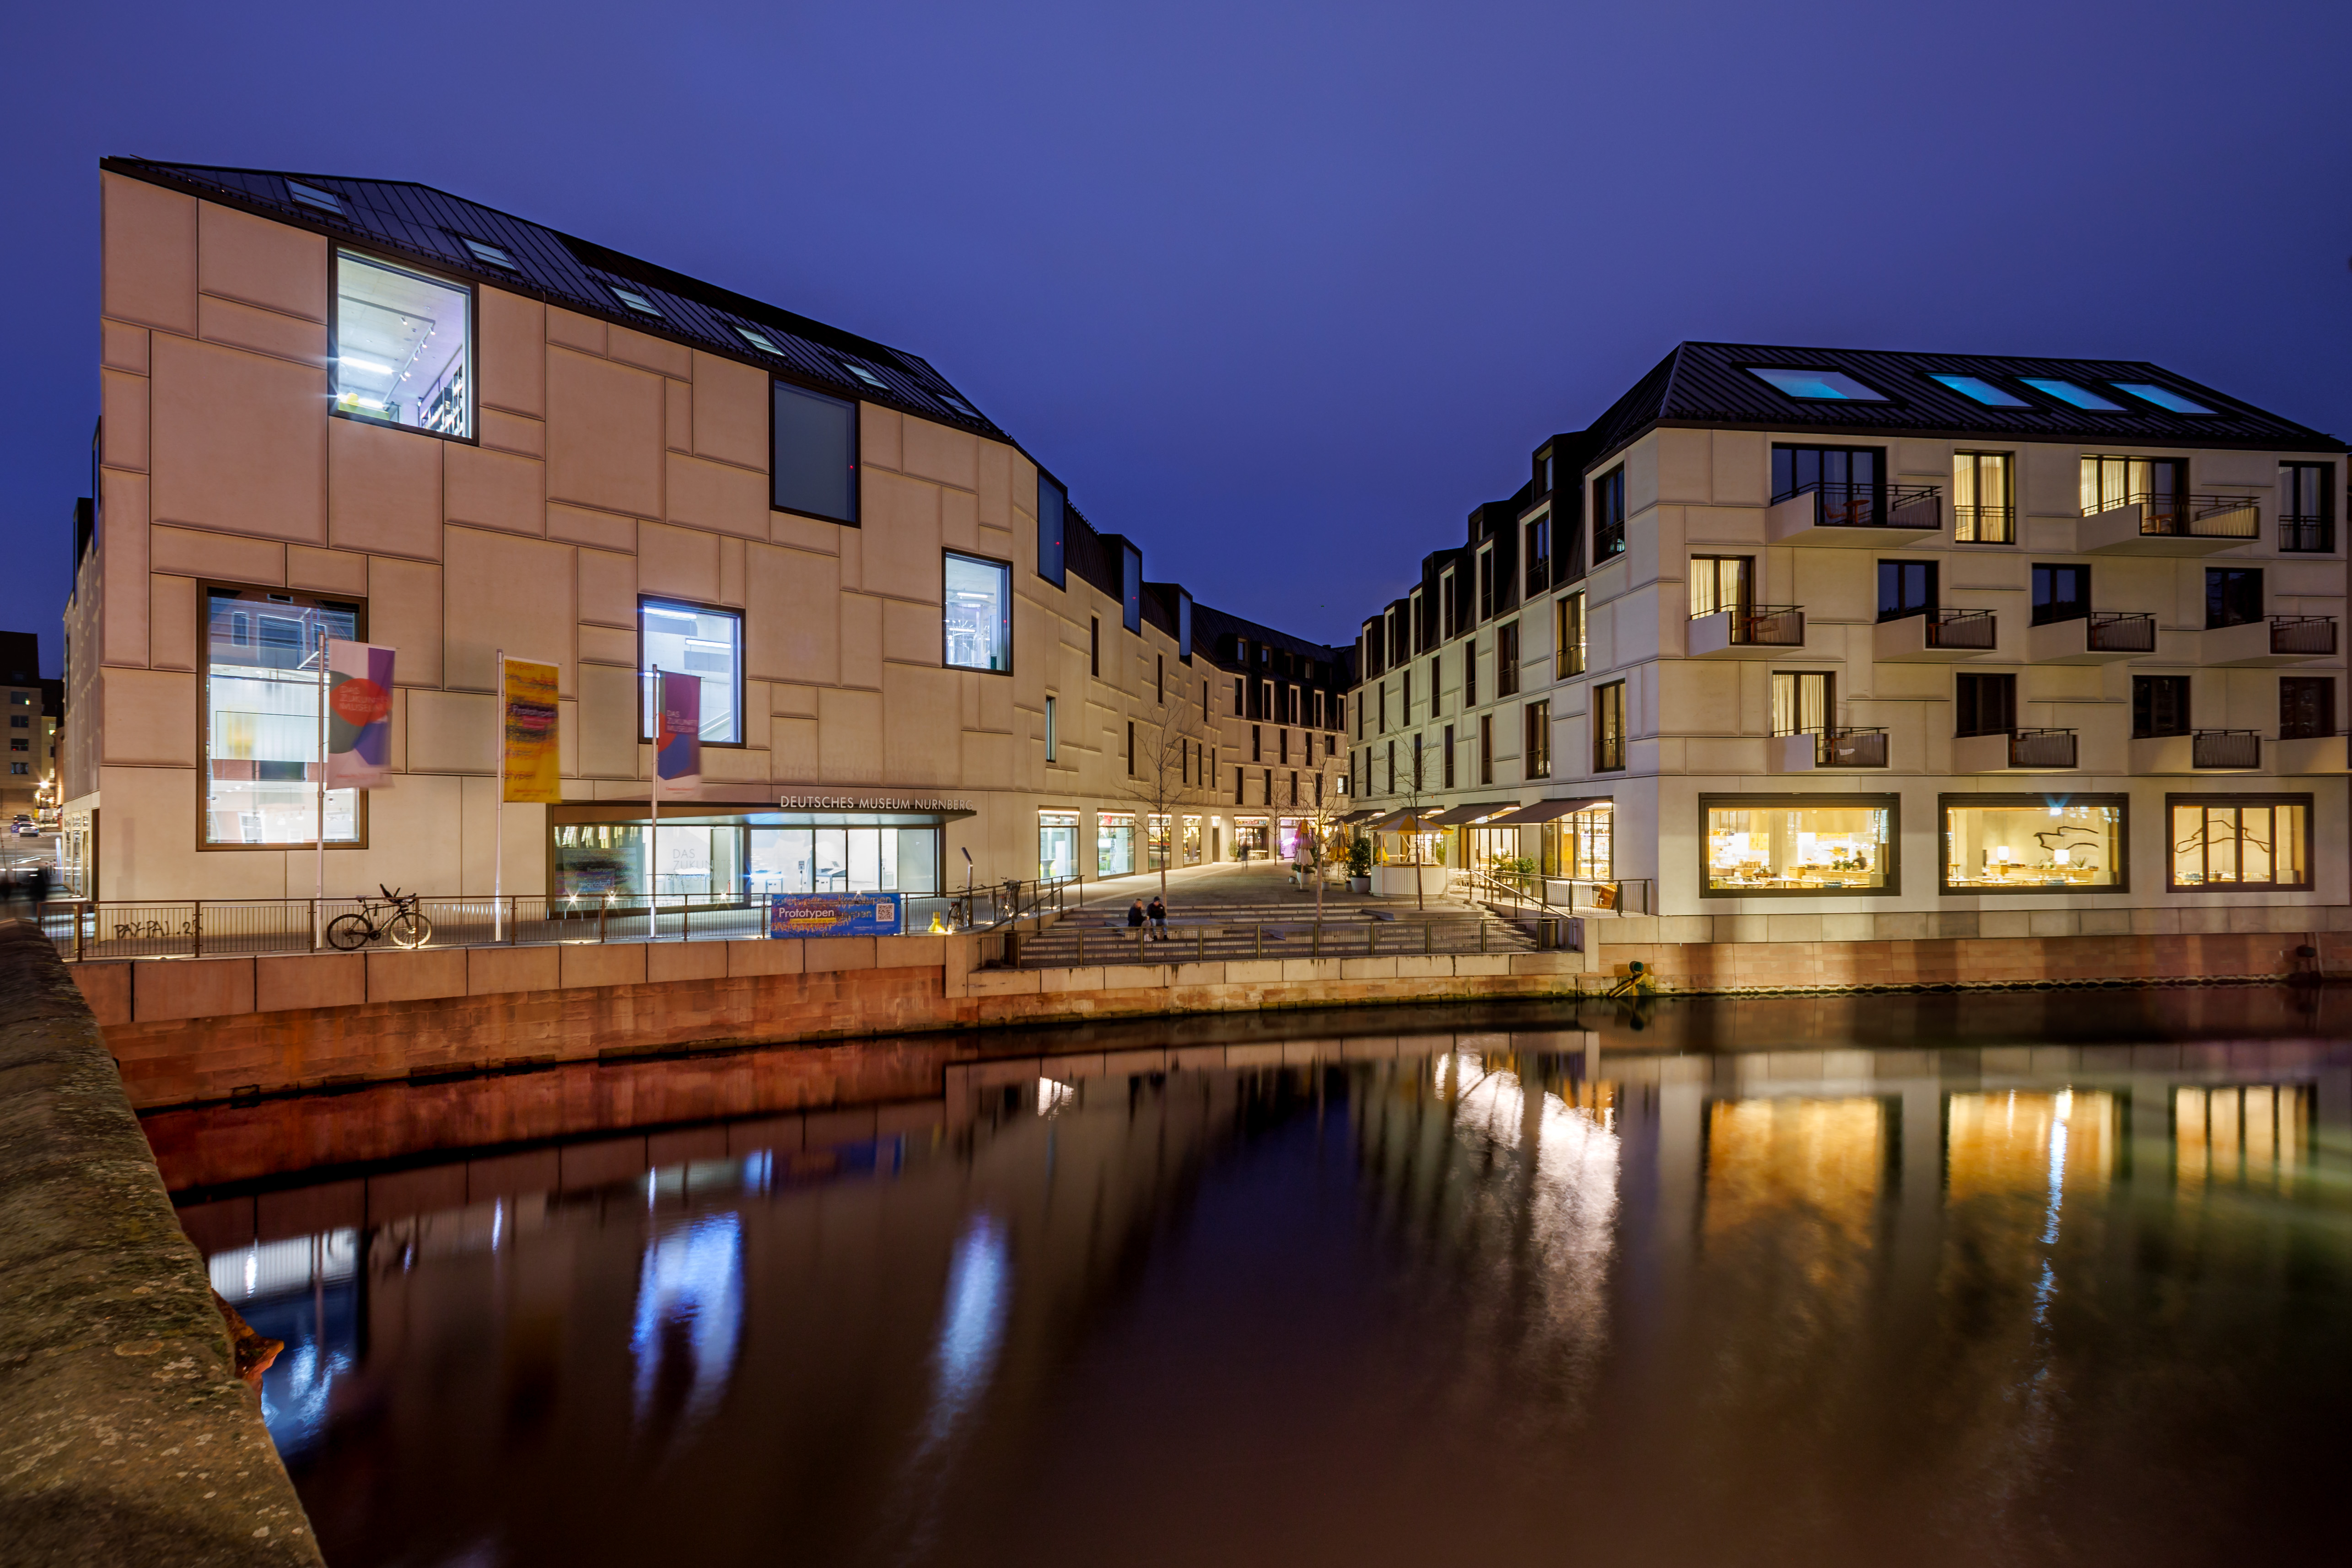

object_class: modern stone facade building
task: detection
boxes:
[1349,343,2349,936]
[64,159,1348,904]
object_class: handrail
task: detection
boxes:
[1771,480,1941,529]
[2084,491,2260,538]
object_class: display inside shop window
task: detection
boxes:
[334,251,471,437]
[1706,801,1891,892]
[1944,800,2122,890]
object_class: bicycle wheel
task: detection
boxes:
[325,913,374,951]
[389,910,434,949]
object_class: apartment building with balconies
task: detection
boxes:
[1347,343,2349,934]
[62,159,1347,903]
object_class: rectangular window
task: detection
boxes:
[1411,736,1423,792]
[1498,620,1521,697]
[1953,452,2014,543]
[1877,560,1938,621]
[1037,475,1067,586]
[1477,547,1496,620]
[1386,740,1395,794]
[1401,669,1412,722]
[1442,723,1456,788]
[1265,766,1274,803]
[640,601,743,743]
[2206,568,2263,629]
[2133,675,2191,738]
[1556,592,1585,678]
[1238,676,1248,717]
[1091,618,1101,678]
[1279,729,1289,764]
[1689,556,1752,619]
[1411,592,1425,653]
[2031,564,2089,625]
[1044,695,1058,762]
[942,551,1012,673]
[1943,795,2126,893]
[1594,680,1627,772]
[1157,655,1164,705]
[1097,812,1136,877]
[1178,590,1193,659]
[332,250,472,438]
[772,381,860,524]
[1954,673,2017,738]
[203,589,361,846]
[1703,794,1898,895]
[2081,455,2185,518]
[1252,724,1262,763]
[1377,681,1386,734]
[1121,542,1143,634]
[1314,690,1327,729]
[1478,715,1493,786]
[1773,445,1883,523]
[1770,671,1833,736]
[2280,463,2335,553]
[2169,796,2310,890]
[1525,514,1551,597]
[1126,721,1135,776]
[2280,677,2335,739]
[1440,570,1458,640]
[1525,701,1551,778]
[1428,657,1441,718]
[1593,467,1627,559]
[1464,639,1478,707]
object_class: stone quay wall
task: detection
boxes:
[0,921,322,1567]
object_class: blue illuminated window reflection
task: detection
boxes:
[2020,378,2124,411]
[1928,373,2029,408]
[1746,366,1888,402]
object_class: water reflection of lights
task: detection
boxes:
[923,1212,1012,1446]
[209,1230,361,1459]
[1036,1077,1077,1118]
[630,1213,745,1438]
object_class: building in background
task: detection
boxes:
[0,631,60,822]
[1349,342,2349,930]
[64,159,1348,904]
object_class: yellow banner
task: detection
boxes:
[502,659,561,803]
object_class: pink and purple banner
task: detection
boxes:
[656,670,701,792]
[325,640,395,788]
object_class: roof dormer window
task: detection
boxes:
[286,179,341,214]
[608,284,662,318]
[1747,366,1887,402]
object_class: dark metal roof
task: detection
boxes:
[1578,341,2345,470]
[103,157,1007,441]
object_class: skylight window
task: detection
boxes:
[840,361,888,391]
[1747,366,1888,402]
[286,180,341,214]
[734,325,783,356]
[608,284,661,317]
[2019,377,2123,411]
[462,238,516,269]
[940,395,976,417]
[2112,382,2215,415]
[1928,373,2029,408]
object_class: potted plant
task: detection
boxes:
[1346,836,1372,894]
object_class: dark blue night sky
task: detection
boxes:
[5,0,2347,670]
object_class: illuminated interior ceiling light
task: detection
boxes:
[338,354,395,376]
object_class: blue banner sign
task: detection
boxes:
[768,893,904,938]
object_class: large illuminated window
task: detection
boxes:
[942,552,1012,673]
[332,250,471,437]
[640,600,742,743]
[1702,794,1896,895]
[203,589,361,846]
[1942,795,2126,894]
[2169,796,2309,891]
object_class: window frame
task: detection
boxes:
[637,595,747,747]
[1524,511,1551,598]
[196,580,371,852]
[1036,474,1068,587]
[1593,679,1627,773]
[2165,793,2313,892]
[1877,559,1939,622]
[2031,564,2089,626]
[2133,675,2192,738]
[2205,567,2264,630]
[2279,676,2336,740]
[1953,672,2018,738]
[1497,619,1521,698]
[327,247,479,447]
[1557,591,1586,678]
[1953,450,2016,544]
[1699,792,1903,899]
[2278,462,2336,554]
[941,549,1015,676]
[1044,694,1059,763]
[1524,700,1551,779]
[770,378,862,526]
[1938,792,2131,896]
[1593,467,1627,560]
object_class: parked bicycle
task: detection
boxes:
[326,886,434,951]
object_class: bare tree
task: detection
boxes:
[1121,700,1209,907]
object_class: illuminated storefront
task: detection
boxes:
[1039,811,1078,881]
[550,806,955,903]
[1942,795,2125,893]
[2167,795,2310,890]
[1702,794,1896,895]
[1181,814,1203,866]
[1231,815,1270,857]
[1097,811,1136,876]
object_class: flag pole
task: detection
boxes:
[314,620,327,945]
[493,648,505,941]
[649,664,661,938]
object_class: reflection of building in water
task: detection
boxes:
[207,1229,360,1458]
[630,1211,744,1440]
[1947,1090,2118,1204]
[2176,1085,2314,1192]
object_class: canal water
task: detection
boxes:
[154,991,2352,1567]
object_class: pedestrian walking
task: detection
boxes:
[1147,895,1168,941]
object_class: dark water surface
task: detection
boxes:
[165,993,2352,1567]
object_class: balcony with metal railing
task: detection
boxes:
[1874,607,1997,662]
[2028,609,2156,664]
[1769,725,1890,772]
[1766,481,1942,547]
[2280,512,2336,554]
[2079,491,2260,555]
[2202,614,2337,667]
[1953,504,2016,544]
[1953,727,2078,773]
[2129,729,2264,774]
[1688,603,1805,658]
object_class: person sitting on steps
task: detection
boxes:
[1146,894,1168,940]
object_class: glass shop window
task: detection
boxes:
[1039,812,1079,881]
[640,601,743,743]
[773,381,860,524]
[1704,797,1895,894]
[1097,812,1136,876]
[2169,798,2309,891]
[745,826,940,896]
[943,552,1013,672]
[204,590,362,846]
[1943,797,2125,892]
[333,250,471,437]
